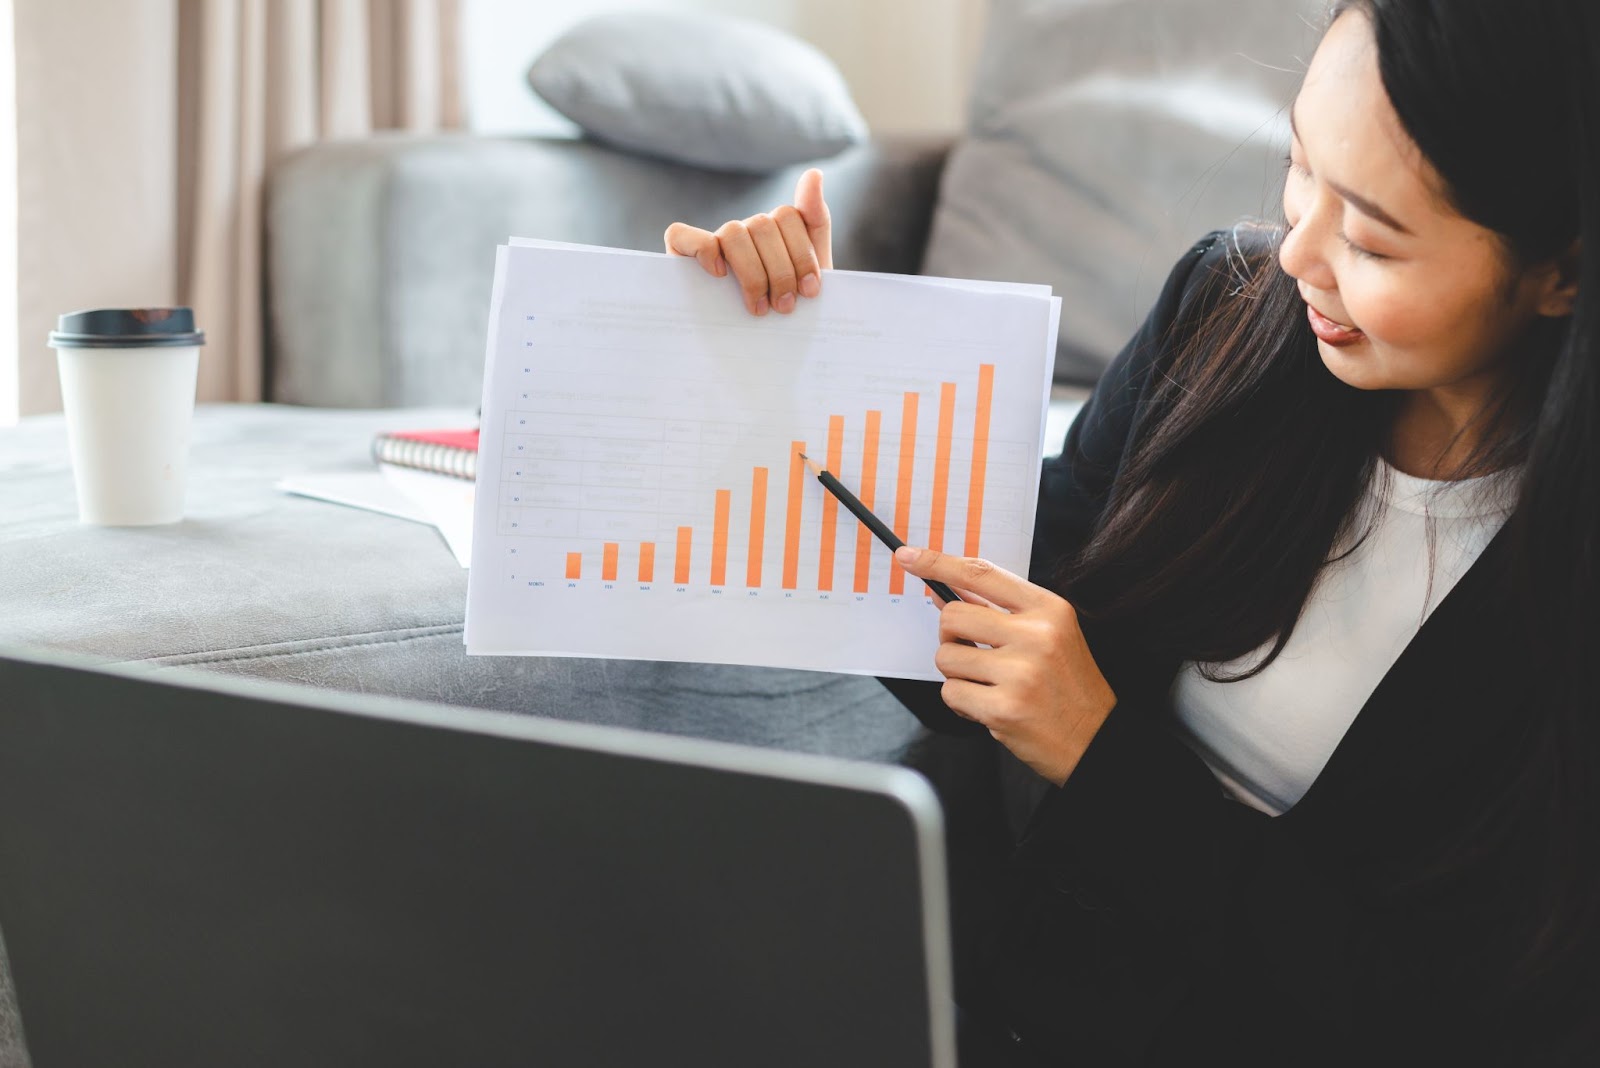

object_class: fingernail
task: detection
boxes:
[776,292,796,314]
[894,546,920,565]
[799,273,820,298]
[755,295,769,316]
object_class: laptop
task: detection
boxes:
[0,646,955,1068]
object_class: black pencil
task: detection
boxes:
[800,453,964,606]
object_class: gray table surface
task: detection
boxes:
[0,403,927,756]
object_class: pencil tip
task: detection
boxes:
[798,452,808,460]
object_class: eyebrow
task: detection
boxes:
[1288,104,1415,236]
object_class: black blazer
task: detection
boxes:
[887,232,1588,1066]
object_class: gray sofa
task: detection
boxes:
[3,3,1323,1064]
[267,0,1319,409]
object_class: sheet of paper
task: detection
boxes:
[277,471,429,524]
[379,464,476,568]
[465,243,1059,680]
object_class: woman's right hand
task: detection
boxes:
[663,168,832,317]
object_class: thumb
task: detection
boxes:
[794,168,833,270]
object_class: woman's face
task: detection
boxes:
[1279,11,1569,404]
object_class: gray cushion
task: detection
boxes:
[528,12,868,174]
[921,0,1324,383]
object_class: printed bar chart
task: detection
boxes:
[466,241,1057,679]
[549,368,1000,601]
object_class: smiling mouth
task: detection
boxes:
[1305,302,1366,347]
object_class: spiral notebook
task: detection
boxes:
[370,428,479,481]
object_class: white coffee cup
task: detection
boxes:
[48,308,206,526]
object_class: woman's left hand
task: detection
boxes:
[894,545,1118,787]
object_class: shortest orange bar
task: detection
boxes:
[675,526,693,584]
[639,542,656,583]
[602,543,619,582]
[565,552,582,580]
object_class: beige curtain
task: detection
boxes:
[177,0,463,403]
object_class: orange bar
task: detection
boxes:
[747,467,769,587]
[927,383,957,597]
[602,543,619,581]
[889,392,918,595]
[817,416,845,591]
[783,441,806,589]
[711,489,731,585]
[853,410,882,593]
[565,552,582,580]
[675,527,692,584]
[638,542,656,583]
[929,382,956,549]
[964,364,995,557]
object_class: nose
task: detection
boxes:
[1278,202,1338,294]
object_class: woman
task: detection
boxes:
[665,1,1596,1062]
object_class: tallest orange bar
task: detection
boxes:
[964,364,995,557]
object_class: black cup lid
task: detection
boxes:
[48,308,205,349]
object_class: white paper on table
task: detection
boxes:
[465,242,1059,680]
[277,471,430,524]
[378,464,476,568]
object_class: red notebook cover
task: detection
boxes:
[389,429,479,451]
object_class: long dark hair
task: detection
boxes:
[1063,0,1597,1038]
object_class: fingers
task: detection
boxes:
[894,546,1041,613]
[773,205,823,300]
[933,640,999,684]
[715,219,772,316]
[793,168,833,270]
[939,602,1013,647]
[939,677,1000,724]
[671,168,831,317]
[745,213,800,314]
[663,222,727,278]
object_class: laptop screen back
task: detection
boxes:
[0,649,954,1068]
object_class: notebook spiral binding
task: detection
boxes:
[371,435,477,481]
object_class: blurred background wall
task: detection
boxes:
[0,0,985,423]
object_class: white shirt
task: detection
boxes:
[1170,458,1518,816]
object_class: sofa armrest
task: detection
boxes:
[265,133,951,408]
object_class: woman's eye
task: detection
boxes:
[1339,231,1387,261]
[1285,155,1311,180]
